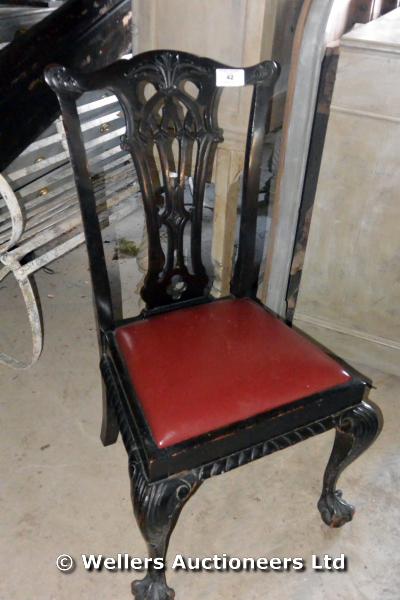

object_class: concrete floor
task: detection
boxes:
[1,244,399,600]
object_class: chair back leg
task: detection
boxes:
[100,380,120,446]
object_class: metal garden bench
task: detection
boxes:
[0,89,137,368]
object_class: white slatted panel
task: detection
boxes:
[0,90,138,253]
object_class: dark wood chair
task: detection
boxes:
[45,50,383,600]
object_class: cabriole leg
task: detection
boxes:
[129,459,201,600]
[318,400,383,528]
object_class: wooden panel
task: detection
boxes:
[211,148,244,296]
[259,0,337,315]
[286,0,400,320]
[295,10,400,363]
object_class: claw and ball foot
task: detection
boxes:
[318,400,383,528]
[318,489,355,528]
[129,460,201,600]
[132,575,174,600]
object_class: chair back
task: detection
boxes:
[45,50,279,331]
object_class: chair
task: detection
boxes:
[45,50,383,600]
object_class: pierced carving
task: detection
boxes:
[46,51,279,310]
[116,51,227,308]
[318,401,383,527]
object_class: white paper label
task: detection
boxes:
[216,68,245,87]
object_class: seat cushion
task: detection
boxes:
[115,298,351,449]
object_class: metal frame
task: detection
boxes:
[0,91,137,368]
[45,50,383,600]
[0,0,132,368]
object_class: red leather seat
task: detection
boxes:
[115,298,351,449]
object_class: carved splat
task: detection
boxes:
[45,51,280,313]
[117,51,225,307]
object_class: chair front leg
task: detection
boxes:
[318,400,383,528]
[129,459,202,600]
